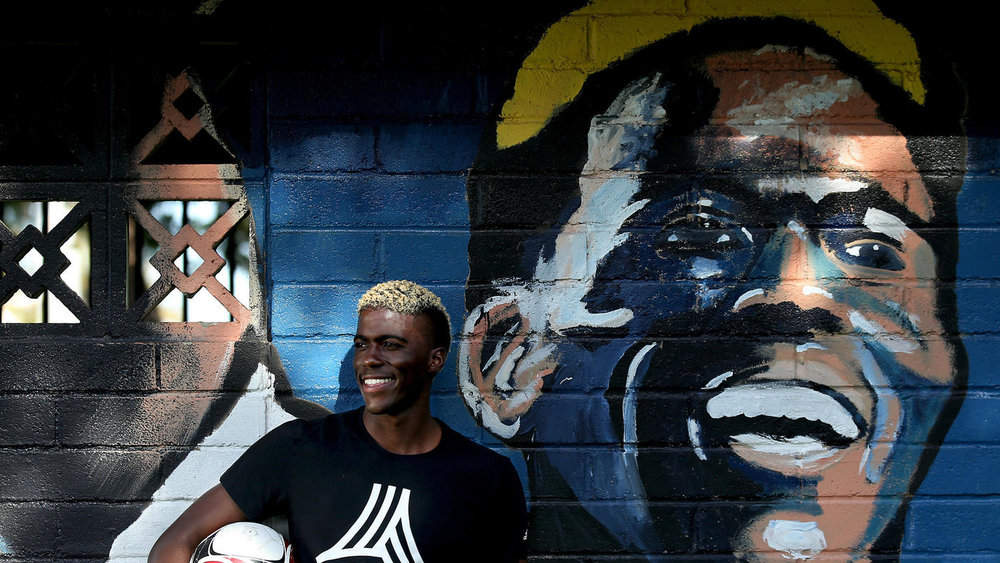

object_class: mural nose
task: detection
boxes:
[727,225,843,324]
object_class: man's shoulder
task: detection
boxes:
[263,407,359,445]
[436,422,526,525]
[438,422,516,470]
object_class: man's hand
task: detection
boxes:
[148,484,246,563]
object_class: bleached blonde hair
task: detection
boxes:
[358,280,452,351]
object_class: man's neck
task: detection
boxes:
[362,407,442,455]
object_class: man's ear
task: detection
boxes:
[428,347,447,375]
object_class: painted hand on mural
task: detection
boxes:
[461,74,676,439]
[463,16,966,560]
[460,294,558,439]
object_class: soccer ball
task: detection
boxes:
[190,521,293,563]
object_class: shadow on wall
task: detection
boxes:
[0,63,328,560]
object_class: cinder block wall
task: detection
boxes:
[1,2,998,561]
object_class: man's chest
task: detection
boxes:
[281,446,489,562]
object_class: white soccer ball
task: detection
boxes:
[190,521,292,563]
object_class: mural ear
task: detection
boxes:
[458,295,559,440]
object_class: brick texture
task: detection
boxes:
[1,3,998,562]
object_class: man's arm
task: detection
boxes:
[494,461,529,563]
[148,484,246,563]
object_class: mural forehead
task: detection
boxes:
[496,0,928,149]
[462,14,965,561]
[652,52,936,226]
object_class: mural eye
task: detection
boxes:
[694,214,724,229]
[654,212,748,259]
[836,240,904,271]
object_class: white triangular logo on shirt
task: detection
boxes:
[316,483,424,563]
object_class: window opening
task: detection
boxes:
[0,200,90,323]
[127,199,249,322]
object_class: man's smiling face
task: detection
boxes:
[580,49,958,557]
[353,308,443,417]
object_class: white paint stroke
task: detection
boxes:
[848,310,919,353]
[758,176,867,203]
[762,520,827,560]
[802,286,833,299]
[703,371,734,390]
[688,418,707,461]
[624,344,657,454]
[863,207,910,243]
[706,384,859,439]
[732,288,764,311]
[787,220,807,238]
[731,434,838,468]
[726,72,858,132]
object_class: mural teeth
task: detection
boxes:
[705,383,860,440]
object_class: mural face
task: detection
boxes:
[461,44,964,559]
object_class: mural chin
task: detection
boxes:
[743,515,833,561]
[632,320,956,557]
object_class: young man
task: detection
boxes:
[150,280,528,563]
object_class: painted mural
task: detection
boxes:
[460,2,967,560]
[0,2,990,562]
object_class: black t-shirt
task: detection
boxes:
[221,408,527,563]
